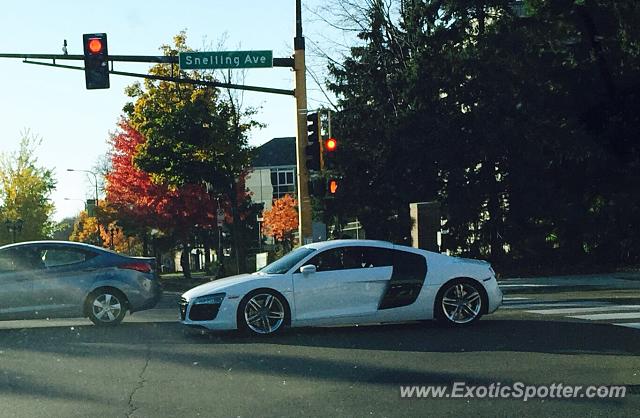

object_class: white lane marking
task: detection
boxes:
[503,297,530,301]
[614,322,640,329]
[499,284,559,288]
[569,312,640,321]
[503,301,605,310]
[526,305,640,315]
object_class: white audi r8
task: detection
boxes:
[179,240,503,335]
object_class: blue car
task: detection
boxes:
[0,240,162,326]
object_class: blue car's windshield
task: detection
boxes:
[259,247,316,274]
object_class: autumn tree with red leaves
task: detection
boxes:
[262,194,298,251]
[105,120,221,279]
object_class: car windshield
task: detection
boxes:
[258,247,316,275]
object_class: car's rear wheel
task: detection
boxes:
[238,290,288,336]
[86,288,127,326]
[436,279,483,326]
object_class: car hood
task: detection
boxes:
[182,273,264,300]
[453,257,490,266]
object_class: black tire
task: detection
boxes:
[86,288,128,326]
[435,278,484,327]
[237,289,289,336]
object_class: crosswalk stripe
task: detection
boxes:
[614,322,640,329]
[569,312,640,321]
[526,305,640,315]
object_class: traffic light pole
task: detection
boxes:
[294,0,313,245]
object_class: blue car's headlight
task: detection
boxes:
[193,293,226,305]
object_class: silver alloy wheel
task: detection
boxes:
[244,293,285,334]
[92,293,123,323]
[441,283,482,324]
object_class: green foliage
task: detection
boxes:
[52,217,76,241]
[0,133,56,245]
[124,31,256,196]
[327,0,640,268]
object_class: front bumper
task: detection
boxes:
[484,277,503,314]
[179,296,239,331]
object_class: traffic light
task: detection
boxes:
[83,33,110,89]
[306,112,321,171]
[323,137,337,169]
[327,177,340,197]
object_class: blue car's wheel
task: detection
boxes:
[86,288,127,326]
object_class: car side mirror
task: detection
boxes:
[300,265,317,275]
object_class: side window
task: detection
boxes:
[42,248,95,268]
[307,248,344,272]
[392,250,427,281]
[12,247,46,271]
[362,247,393,267]
[306,246,393,272]
[341,247,392,269]
[0,250,16,273]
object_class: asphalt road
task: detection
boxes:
[1,281,640,418]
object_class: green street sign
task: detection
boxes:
[179,50,273,70]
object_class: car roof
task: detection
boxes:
[303,239,394,250]
[0,240,109,252]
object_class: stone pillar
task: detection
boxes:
[410,201,441,252]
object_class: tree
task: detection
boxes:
[262,195,299,252]
[124,32,256,194]
[69,209,101,245]
[106,119,221,278]
[326,0,640,271]
[123,32,260,273]
[68,201,143,254]
[53,217,77,241]
[0,132,56,245]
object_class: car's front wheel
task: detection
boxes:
[86,288,127,326]
[238,290,288,336]
[436,279,484,326]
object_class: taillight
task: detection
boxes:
[119,262,152,273]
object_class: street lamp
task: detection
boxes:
[4,219,24,243]
[67,168,102,245]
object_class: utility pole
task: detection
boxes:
[294,0,313,245]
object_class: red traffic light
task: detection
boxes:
[329,179,339,194]
[87,38,104,54]
[325,138,337,152]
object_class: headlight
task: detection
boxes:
[193,293,226,305]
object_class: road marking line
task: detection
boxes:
[503,297,530,301]
[614,322,640,329]
[569,312,640,321]
[503,301,607,309]
[526,305,640,315]
[499,284,560,288]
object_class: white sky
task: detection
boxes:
[0,0,344,221]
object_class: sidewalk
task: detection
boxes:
[499,272,640,293]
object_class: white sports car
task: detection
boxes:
[179,240,503,335]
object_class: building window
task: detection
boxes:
[270,168,295,199]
